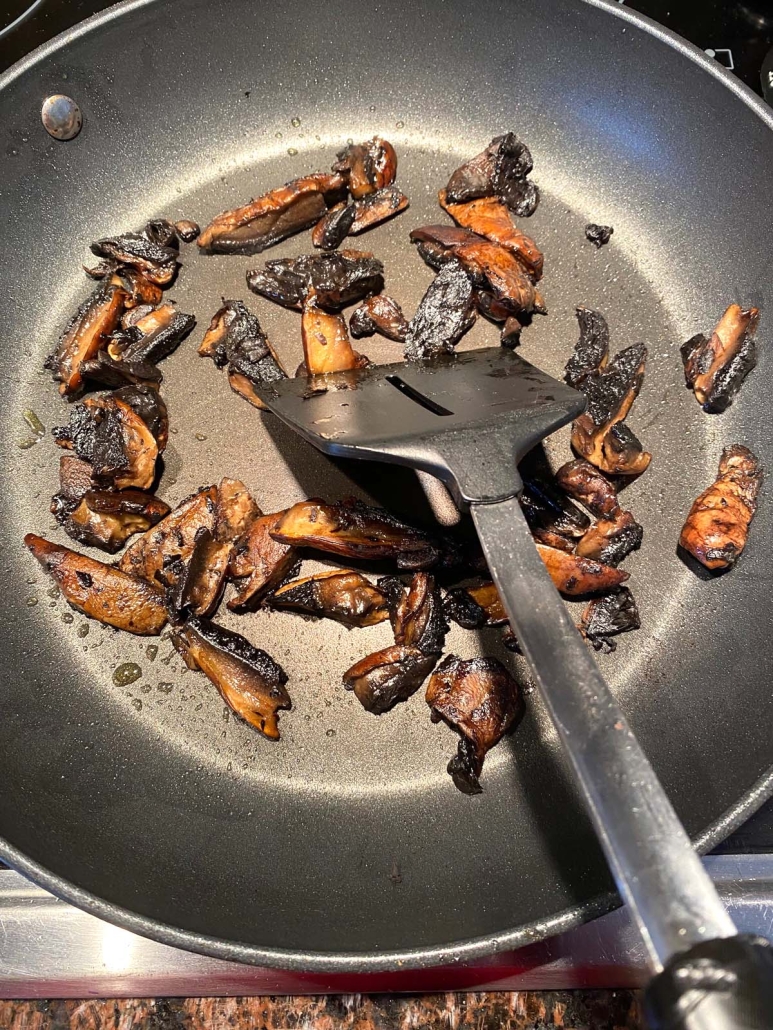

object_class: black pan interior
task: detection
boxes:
[0,0,771,970]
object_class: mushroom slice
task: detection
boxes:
[679,445,762,570]
[681,304,759,413]
[199,300,287,409]
[410,225,535,315]
[45,281,128,398]
[438,191,543,280]
[24,534,167,634]
[83,264,164,309]
[174,219,200,242]
[113,384,169,451]
[576,510,643,566]
[443,581,508,629]
[349,295,408,342]
[247,250,384,311]
[389,573,448,653]
[271,498,441,570]
[580,587,640,653]
[311,202,357,250]
[585,224,614,248]
[444,133,539,216]
[519,451,591,538]
[118,485,218,583]
[197,172,346,253]
[564,306,610,388]
[332,137,398,198]
[80,350,163,389]
[61,489,171,554]
[404,260,476,361]
[349,186,409,234]
[172,616,290,739]
[555,459,620,518]
[108,303,195,365]
[343,645,438,714]
[426,655,524,795]
[536,543,629,595]
[301,290,370,374]
[53,394,159,491]
[90,228,178,285]
[571,342,651,476]
[172,479,261,617]
[268,569,389,627]
[51,454,96,522]
[228,511,297,610]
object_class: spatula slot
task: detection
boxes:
[385,375,454,416]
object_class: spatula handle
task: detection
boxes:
[470,495,736,970]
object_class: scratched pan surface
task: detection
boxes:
[0,0,772,971]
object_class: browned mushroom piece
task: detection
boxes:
[343,645,438,715]
[679,445,762,570]
[443,581,507,629]
[535,543,629,595]
[172,479,261,616]
[500,316,523,348]
[301,290,370,374]
[50,453,96,523]
[227,510,297,610]
[426,655,524,795]
[585,224,614,248]
[564,306,610,389]
[107,302,195,366]
[197,172,347,253]
[44,281,128,398]
[113,384,169,452]
[58,489,171,554]
[555,458,620,518]
[270,498,441,570]
[199,300,287,410]
[349,295,409,343]
[410,225,536,315]
[349,186,409,234]
[571,342,651,476]
[332,137,398,198]
[311,202,357,250]
[519,451,591,540]
[90,226,178,285]
[174,219,200,242]
[404,260,476,361]
[172,616,290,740]
[438,191,543,280]
[576,510,643,566]
[681,304,759,414]
[267,569,390,627]
[118,485,218,583]
[580,586,640,653]
[445,133,539,216]
[247,250,384,311]
[530,527,576,552]
[80,351,163,389]
[52,394,159,491]
[385,573,448,653]
[83,263,164,309]
[24,534,168,635]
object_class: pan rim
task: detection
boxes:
[1,0,773,973]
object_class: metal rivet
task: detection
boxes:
[41,94,82,140]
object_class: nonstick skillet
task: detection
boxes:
[0,0,772,973]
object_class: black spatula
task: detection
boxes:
[256,348,772,1028]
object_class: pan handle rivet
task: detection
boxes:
[41,94,82,140]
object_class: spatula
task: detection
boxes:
[255,348,773,1029]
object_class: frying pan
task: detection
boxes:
[0,0,772,973]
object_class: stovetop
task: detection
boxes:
[2,0,773,101]
[1,0,772,997]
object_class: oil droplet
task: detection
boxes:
[141,683,152,693]
[146,644,158,662]
[25,596,38,607]
[61,611,74,624]
[275,131,283,138]
[157,681,174,694]
[170,427,179,434]
[369,105,376,112]
[194,432,207,441]
[346,137,354,145]
[77,623,89,638]
[287,147,298,156]
[23,410,45,437]
[18,438,37,449]
[113,662,142,687]
[47,585,60,599]
[395,120,405,129]
[131,698,143,711]
[290,117,301,127]
[326,728,336,737]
